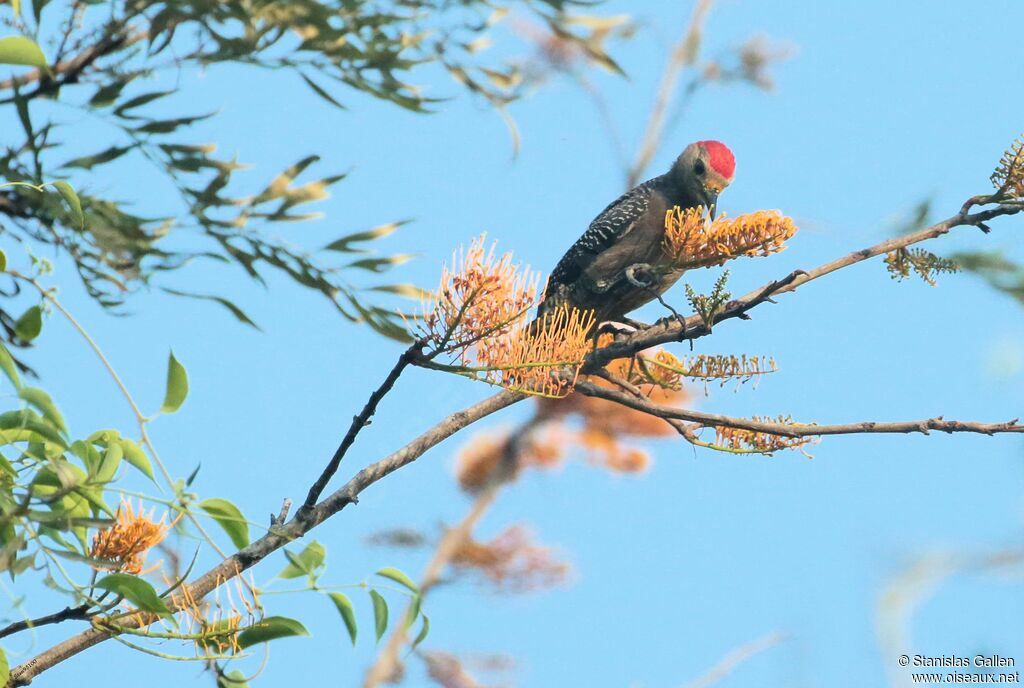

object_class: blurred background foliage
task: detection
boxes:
[0,0,633,345]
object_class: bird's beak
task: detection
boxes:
[705,188,720,219]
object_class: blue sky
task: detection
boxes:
[4,1,1024,686]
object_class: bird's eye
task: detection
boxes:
[694,160,706,176]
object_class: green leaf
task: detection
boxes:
[369,284,431,300]
[236,616,309,649]
[94,443,123,483]
[327,592,357,646]
[119,439,155,481]
[161,288,260,330]
[0,36,48,70]
[0,644,8,686]
[376,567,418,593]
[346,254,416,273]
[324,222,408,252]
[0,248,6,272]
[113,90,174,118]
[411,614,430,650]
[404,594,421,629]
[0,343,22,390]
[50,181,84,228]
[19,387,65,432]
[94,573,171,616]
[198,498,249,549]
[62,145,133,171]
[278,541,326,579]
[160,351,188,413]
[369,589,388,642]
[14,305,42,341]
[216,670,249,688]
[300,73,347,110]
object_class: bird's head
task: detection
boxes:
[672,140,736,218]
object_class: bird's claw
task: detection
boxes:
[624,263,659,289]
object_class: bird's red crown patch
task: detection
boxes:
[699,140,735,179]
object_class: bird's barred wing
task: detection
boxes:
[546,180,656,291]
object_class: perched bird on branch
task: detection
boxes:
[538,140,735,329]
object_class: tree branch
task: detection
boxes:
[584,202,1023,371]
[299,343,421,515]
[7,389,525,687]
[0,605,90,641]
[576,380,1023,438]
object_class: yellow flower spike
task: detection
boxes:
[482,304,595,398]
[711,415,817,455]
[663,206,797,268]
[991,134,1024,198]
[420,235,540,361]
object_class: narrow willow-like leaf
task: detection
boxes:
[160,351,188,413]
[236,616,309,649]
[324,221,407,252]
[369,589,388,642]
[327,592,358,646]
[300,73,347,110]
[198,498,249,549]
[161,288,260,330]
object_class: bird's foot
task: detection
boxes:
[624,263,660,289]
[653,314,685,331]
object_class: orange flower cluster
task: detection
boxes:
[451,525,570,593]
[991,135,1024,197]
[421,235,539,362]
[422,237,594,398]
[662,206,797,268]
[480,305,595,398]
[455,427,566,493]
[712,416,817,455]
[90,500,174,574]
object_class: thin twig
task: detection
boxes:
[626,0,714,188]
[299,343,422,516]
[577,380,1023,438]
[681,631,786,688]
[0,605,90,641]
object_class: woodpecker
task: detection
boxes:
[539,140,735,328]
